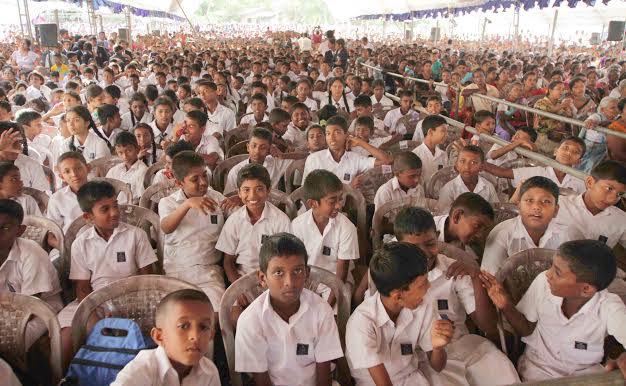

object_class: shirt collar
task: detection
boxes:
[454,174,487,194]
[244,202,271,224]
[260,289,310,325]
[373,292,392,328]
[512,216,558,246]
[85,222,128,241]
[427,254,449,282]
[154,345,213,382]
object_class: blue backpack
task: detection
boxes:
[64,318,156,386]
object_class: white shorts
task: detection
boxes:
[166,264,225,311]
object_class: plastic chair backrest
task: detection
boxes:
[22,186,49,213]
[70,275,200,355]
[357,165,394,204]
[92,177,133,205]
[226,140,249,158]
[385,140,420,155]
[89,156,123,177]
[491,202,519,226]
[64,205,165,277]
[143,160,165,189]
[495,248,555,305]
[426,166,458,199]
[0,293,63,384]
[22,215,66,284]
[42,165,56,192]
[218,266,350,386]
[284,158,306,194]
[211,154,248,193]
[138,180,179,213]
[224,127,251,153]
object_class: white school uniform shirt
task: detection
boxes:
[555,193,626,249]
[0,358,22,386]
[120,111,153,131]
[239,113,269,127]
[158,189,226,271]
[302,97,318,112]
[14,154,50,193]
[13,194,41,216]
[245,94,276,114]
[106,160,148,201]
[111,345,221,386]
[69,222,157,291]
[438,175,499,213]
[303,149,375,185]
[347,116,385,135]
[412,142,448,188]
[516,271,626,381]
[385,108,418,136]
[149,120,175,144]
[46,186,82,232]
[215,202,291,274]
[223,156,292,195]
[513,166,586,194]
[481,216,573,275]
[96,127,122,146]
[61,132,111,162]
[371,94,394,108]
[350,136,390,158]
[411,119,425,142]
[173,109,185,125]
[235,288,343,386]
[282,123,309,150]
[373,176,425,214]
[205,103,236,137]
[487,143,518,166]
[346,292,436,386]
[292,210,359,275]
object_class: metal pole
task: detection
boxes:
[480,18,488,47]
[359,62,449,87]
[125,6,131,42]
[547,10,558,57]
[513,4,520,51]
[54,9,59,28]
[16,0,24,38]
[473,93,626,140]
[174,0,198,37]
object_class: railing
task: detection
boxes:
[472,93,626,141]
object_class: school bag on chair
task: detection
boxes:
[62,318,155,386]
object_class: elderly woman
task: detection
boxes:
[609,79,626,100]
[578,96,620,172]
[10,38,40,74]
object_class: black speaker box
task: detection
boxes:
[37,23,58,47]
[607,21,625,42]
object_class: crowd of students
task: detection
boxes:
[0,25,626,386]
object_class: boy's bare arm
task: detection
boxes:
[251,372,272,386]
[482,161,514,179]
[367,363,394,386]
[138,264,154,275]
[75,280,93,302]
[224,253,241,284]
[315,361,333,386]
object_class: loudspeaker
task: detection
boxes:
[607,21,625,42]
[36,24,58,47]
[430,27,441,42]
[590,32,601,45]
[118,28,129,41]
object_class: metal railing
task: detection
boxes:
[472,93,626,141]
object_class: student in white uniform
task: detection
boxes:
[295,78,319,112]
[292,170,359,305]
[319,77,354,114]
[0,122,50,193]
[58,180,157,365]
[0,162,41,216]
[133,123,163,166]
[197,80,236,139]
[216,164,291,284]
[95,104,123,146]
[282,104,311,150]
[159,152,226,310]
[149,96,176,146]
[120,93,153,131]
[384,91,419,136]
[112,289,221,386]
[438,145,499,213]
[346,242,454,386]
[556,160,626,249]
[484,136,587,194]
[412,115,449,189]
[393,207,520,385]
[303,116,392,186]
[106,132,148,203]
[411,96,444,142]
[239,93,269,127]
[487,127,537,167]
[235,233,343,385]
[223,128,293,195]
[480,240,626,382]
[176,111,223,169]
[347,96,386,135]
[0,199,63,349]
[370,79,394,108]
[61,105,111,163]
[482,177,576,275]
[374,151,424,216]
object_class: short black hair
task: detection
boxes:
[393,151,422,173]
[590,160,626,185]
[15,108,41,127]
[473,110,495,125]
[558,240,616,291]
[422,115,447,138]
[97,104,120,126]
[250,127,273,145]
[519,176,559,204]
[354,116,374,132]
[250,93,268,106]
[517,126,538,142]
[166,140,194,158]
[57,151,87,166]
[0,198,24,224]
[237,163,271,189]
[353,94,373,108]
[186,110,208,128]
[172,150,205,181]
[0,161,18,180]
[370,242,428,297]
[303,169,343,202]
[269,108,291,124]
[77,180,117,212]
[259,232,308,273]
[450,192,495,219]
[325,115,348,131]
[394,207,436,241]
[459,145,485,162]
[155,289,213,327]
[114,131,139,148]
[104,85,121,100]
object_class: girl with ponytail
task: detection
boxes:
[322,77,354,114]
[62,105,111,161]
[133,123,162,166]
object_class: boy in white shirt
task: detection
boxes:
[487,126,537,167]
[370,79,394,108]
[159,151,226,310]
[235,233,343,386]
[438,145,499,213]
[394,207,520,385]
[303,116,392,188]
[292,169,359,306]
[0,122,50,192]
[346,242,453,385]
[412,115,449,189]
[47,152,90,234]
[172,110,223,169]
[481,240,626,381]
[0,162,41,216]
[57,180,157,364]
[482,176,575,275]
[384,91,420,136]
[151,141,195,186]
[411,96,443,142]
[556,160,626,249]
[352,116,400,158]
[283,104,311,150]
[484,136,587,194]
[239,93,269,127]
[348,95,386,135]
[216,164,291,284]
[106,132,148,203]
[112,289,221,386]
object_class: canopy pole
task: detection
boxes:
[125,6,131,43]
[174,0,197,37]
[16,0,33,40]
[513,4,520,51]
[547,9,558,57]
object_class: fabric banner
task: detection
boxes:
[32,0,185,21]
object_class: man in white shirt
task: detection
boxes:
[412,115,449,189]
[384,90,419,136]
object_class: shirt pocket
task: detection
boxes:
[294,340,316,368]
[560,341,604,367]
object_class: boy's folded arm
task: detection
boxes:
[159,203,190,234]
[74,279,93,302]
[427,347,447,372]
[501,303,536,337]
[366,363,394,386]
